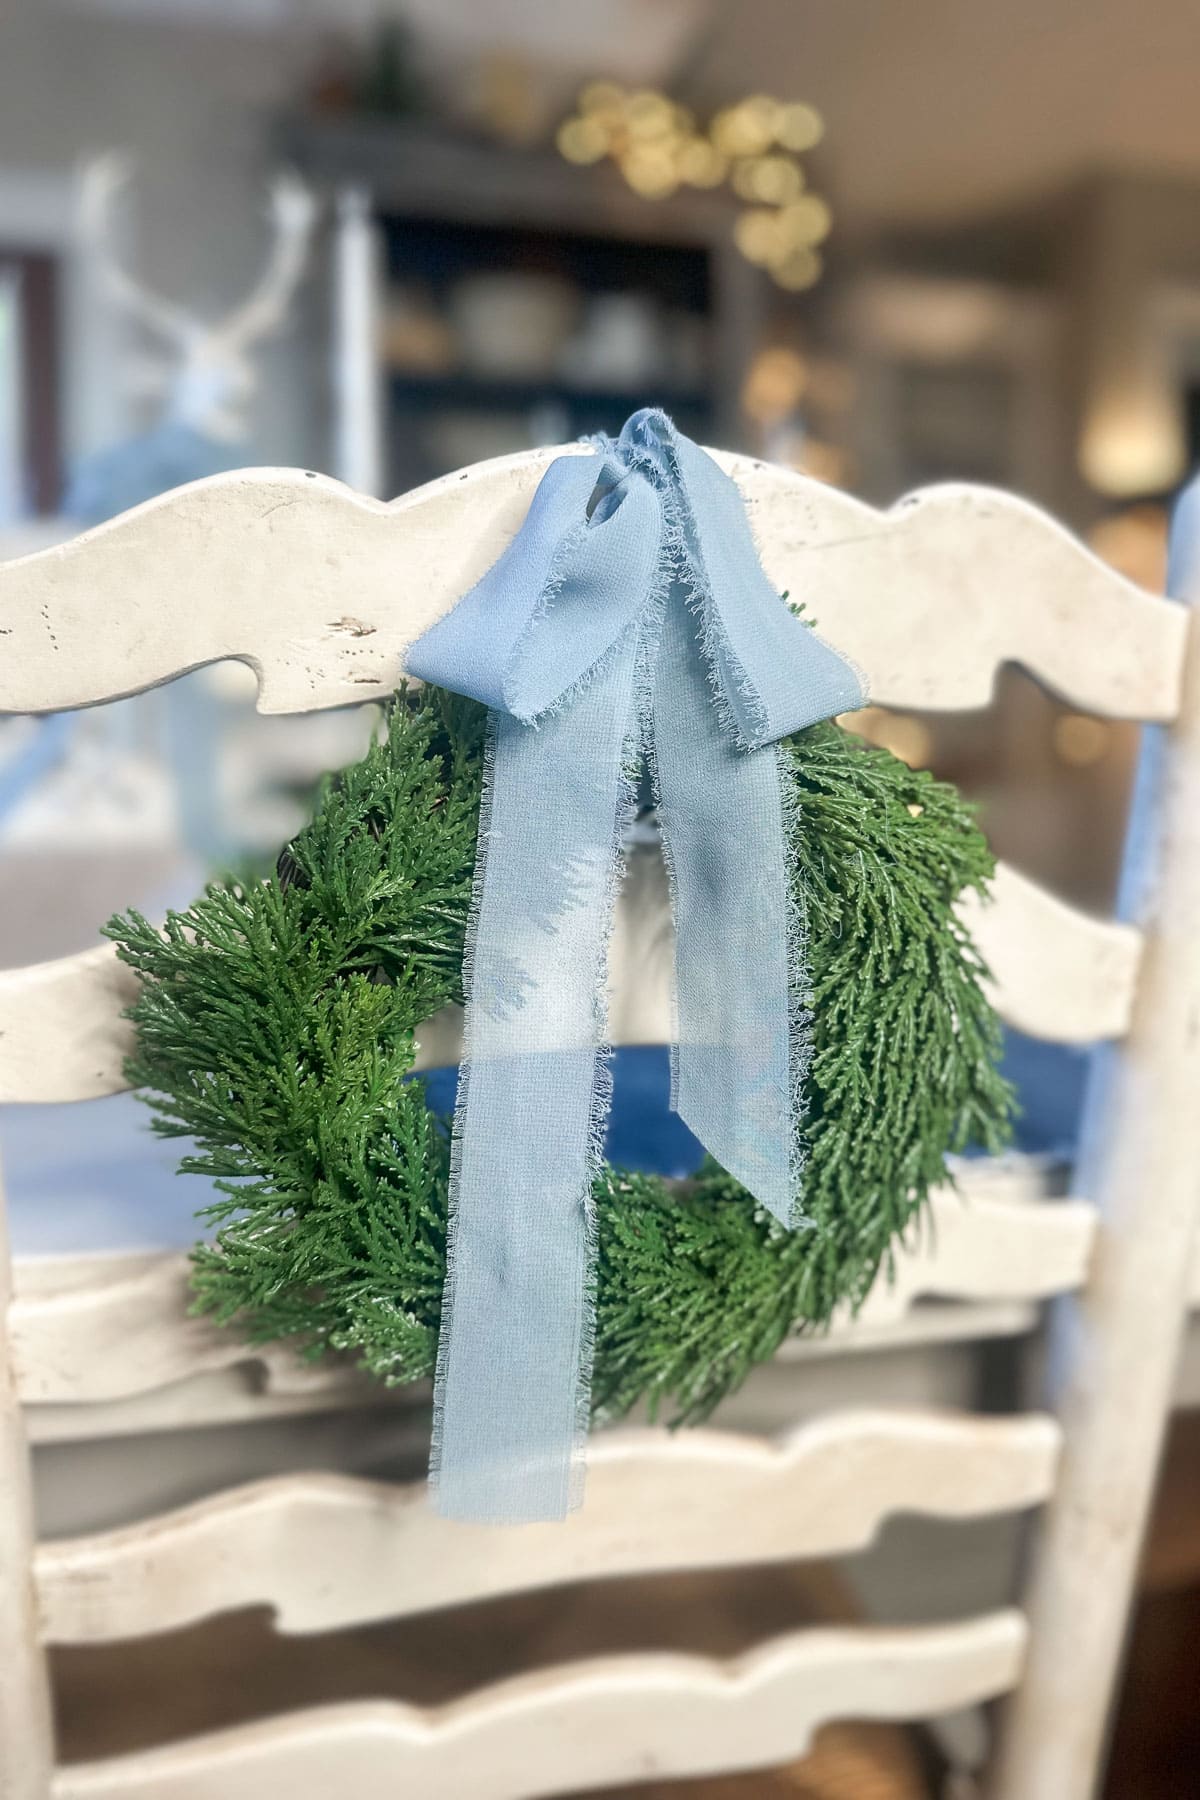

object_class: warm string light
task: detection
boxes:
[557,85,831,290]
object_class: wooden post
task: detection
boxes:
[992,475,1200,1798]
[0,1154,54,1798]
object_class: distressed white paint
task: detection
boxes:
[961,860,1143,1043]
[0,945,141,1103]
[18,1299,1043,1451]
[0,1176,54,1797]
[49,1612,1027,1800]
[0,851,1144,1105]
[10,1171,1091,1410]
[10,1252,343,1406]
[847,1187,1095,1328]
[0,453,1181,719]
[35,1413,1058,1642]
[992,481,1200,1798]
[9,1162,1066,1444]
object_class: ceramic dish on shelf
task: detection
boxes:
[449,272,581,379]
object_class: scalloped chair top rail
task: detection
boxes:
[0,450,1184,722]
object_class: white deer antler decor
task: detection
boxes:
[25,161,319,853]
[79,154,318,445]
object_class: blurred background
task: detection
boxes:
[3,3,1200,1794]
[3,0,1194,942]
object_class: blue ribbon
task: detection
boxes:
[408,410,866,1522]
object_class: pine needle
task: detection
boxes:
[105,685,1013,1424]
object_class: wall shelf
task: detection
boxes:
[283,115,767,495]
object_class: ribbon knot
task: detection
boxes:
[409,410,865,1522]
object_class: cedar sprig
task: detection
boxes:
[106,684,1012,1421]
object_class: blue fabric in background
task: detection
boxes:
[990,1029,1091,1162]
[418,1045,707,1182]
[418,1029,1086,1180]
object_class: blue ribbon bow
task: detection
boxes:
[408,410,865,1522]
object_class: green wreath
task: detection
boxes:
[106,686,1012,1426]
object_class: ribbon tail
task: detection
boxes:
[652,581,804,1225]
[431,637,640,1522]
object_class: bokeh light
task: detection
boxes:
[556,82,831,290]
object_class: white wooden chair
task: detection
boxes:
[2,448,1199,1800]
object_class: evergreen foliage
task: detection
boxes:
[106,686,1013,1424]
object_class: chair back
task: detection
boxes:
[2,452,1198,1800]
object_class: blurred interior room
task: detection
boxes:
[3,4,1200,1797]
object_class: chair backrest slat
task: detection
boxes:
[10,1170,1093,1412]
[48,1612,1028,1800]
[0,854,1147,1105]
[0,457,1184,721]
[36,1414,1058,1644]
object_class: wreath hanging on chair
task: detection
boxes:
[106,681,1012,1428]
